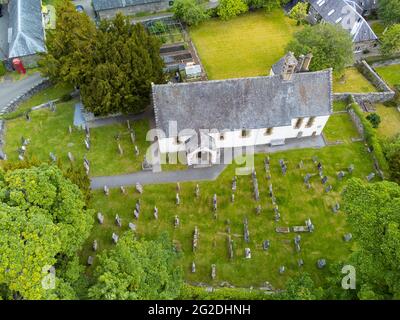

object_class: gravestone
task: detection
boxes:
[195,184,200,198]
[306,182,312,189]
[154,206,159,220]
[128,222,136,231]
[317,259,326,269]
[18,154,24,161]
[68,125,72,134]
[103,185,109,196]
[325,185,333,193]
[134,209,139,220]
[279,266,285,274]
[298,259,304,267]
[136,183,143,194]
[212,194,217,211]
[332,203,340,213]
[304,174,311,184]
[245,248,251,259]
[263,240,270,250]
[193,226,199,252]
[84,138,90,151]
[49,152,57,162]
[25,111,31,121]
[134,145,139,156]
[269,184,273,197]
[68,152,74,163]
[344,233,353,242]
[135,199,141,212]
[211,264,216,280]
[298,160,304,169]
[174,215,180,228]
[337,171,345,180]
[176,193,180,205]
[130,132,135,144]
[115,214,122,227]
[321,176,328,184]
[243,217,250,243]
[255,205,262,215]
[118,143,123,155]
[191,261,196,273]
[127,120,131,130]
[228,236,234,260]
[87,256,93,266]
[348,164,354,174]
[231,193,235,203]
[93,240,98,251]
[83,161,90,175]
[232,178,237,192]
[112,233,119,244]
[84,155,90,166]
[120,186,127,194]
[97,212,104,224]
[317,162,323,172]
[306,218,315,232]
[274,211,281,222]
[366,172,375,181]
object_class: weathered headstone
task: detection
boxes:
[93,240,98,251]
[255,205,262,215]
[136,182,143,194]
[231,193,235,203]
[228,235,234,260]
[243,217,250,243]
[348,164,354,174]
[279,266,285,274]
[366,172,375,181]
[317,259,326,269]
[134,145,139,156]
[97,212,104,224]
[325,185,333,193]
[321,176,328,184]
[344,233,353,242]
[120,186,127,194]
[298,259,304,267]
[134,209,139,220]
[68,152,74,163]
[103,185,109,196]
[244,248,251,259]
[191,261,196,273]
[118,143,123,155]
[130,132,135,144]
[195,184,200,198]
[176,193,180,205]
[298,160,304,169]
[304,173,311,183]
[174,215,180,228]
[112,233,119,244]
[128,222,136,231]
[176,182,181,192]
[49,152,57,162]
[211,264,216,280]
[154,206,159,220]
[68,125,72,134]
[337,171,345,180]
[332,203,340,213]
[193,226,199,252]
[263,240,270,250]
[84,138,90,151]
[87,256,94,266]
[115,214,122,227]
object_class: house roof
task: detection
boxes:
[93,0,162,11]
[152,70,333,135]
[8,0,46,59]
[309,0,378,43]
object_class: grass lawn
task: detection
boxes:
[323,114,361,144]
[370,21,386,38]
[84,143,375,288]
[373,104,400,139]
[3,101,151,177]
[375,64,400,88]
[333,67,377,93]
[333,101,348,112]
[189,10,300,80]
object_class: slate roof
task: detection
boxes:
[93,0,163,11]
[309,0,378,43]
[271,52,298,75]
[8,0,46,59]
[152,70,333,135]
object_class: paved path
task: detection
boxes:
[90,135,326,190]
[0,73,44,112]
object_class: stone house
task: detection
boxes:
[151,54,333,167]
[92,0,174,19]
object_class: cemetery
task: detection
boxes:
[83,142,376,288]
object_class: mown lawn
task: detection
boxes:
[323,114,361,144]
[373,104,400,139]
[333,67,377,93]
[375,64,400,88]
[3,101,151,177]
[84,143,375,289]
[370,21,386,38]
[189,10,300,80]
[333,101,348,112]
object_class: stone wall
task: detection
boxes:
[97,1,172,19]
[357,60,393,92]
[347,107,365,137]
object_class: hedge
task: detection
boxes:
[347,101,389,174]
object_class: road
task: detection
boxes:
[0,73,44,113]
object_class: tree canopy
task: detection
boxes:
[173,0,209,26]
[380,24,400,56]
[342,179,400,299]
[0,164,94,300]
[378,0,400,26]
[88,232,183,300]
[286,24,354,73]
[217,0,248,20]
[40,2,164,116]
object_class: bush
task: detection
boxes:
[0,62,6,77]
[217,0,248,20]
[173,0,209,26]
[60,92,73,102]
[348,102,389,173]
[366,113,381,128]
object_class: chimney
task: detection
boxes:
[301,53,313,72]
[296,54,305,73]
[281,52,298,81]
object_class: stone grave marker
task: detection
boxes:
[136,182,143,194]
[245,248,251,259]
[317,259,326,269]
[344,233,353,242]
[191,261,196,273]
[193,226,199,252]
[366,172,375,181]
[97,212,104,224]
[263,240,270,250]
[211,264,216,280]
[103,185,109,196]
[115,214,122,227]
[112,233,119,244]
[87,256,93,266]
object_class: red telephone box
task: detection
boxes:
[12,58,26,75]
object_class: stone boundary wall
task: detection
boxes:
[333,60,395,104]
[371,58,400,68]
[1,79,51,115]
[347,107,365,137]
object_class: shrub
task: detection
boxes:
[173,0,209,26]
[366,113,381,128]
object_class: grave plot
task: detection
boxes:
[3,101,151,176]
[85,143,375,288]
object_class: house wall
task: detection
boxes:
[96,1,172,19]
[157,115,330,155]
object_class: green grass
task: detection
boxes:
[375,64,400,88]
[84,143,375,289]
[333,101,348,112]
[333,67,377,93]
[1,83,73,120]
[3,101,151,177]
[189,10,300,80]
[373,104,400,139]
[370,21,386,38]
[323,114,361,144]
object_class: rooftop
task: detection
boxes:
[152,70,333,135]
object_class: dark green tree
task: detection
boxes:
[88,232,183,300]
[366,113,381,128]
[378,0,400,26]
[276,273,323,300]
[286,24,354,73]
[217,0,248,20]
[381,24,400,56]
[342,178,400,299]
